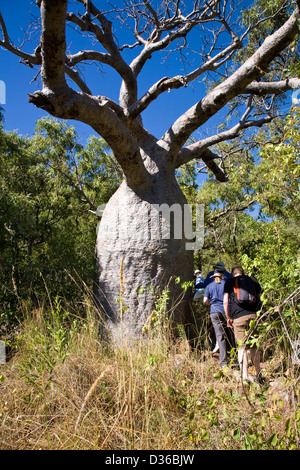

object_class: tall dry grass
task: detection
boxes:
[0,295,299,450]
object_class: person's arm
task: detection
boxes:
[203,285,211,305]
[223,292,233,329]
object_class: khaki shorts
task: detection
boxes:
[233,314,257,349]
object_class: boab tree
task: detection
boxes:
[1,0,300,341]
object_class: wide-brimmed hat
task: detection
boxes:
[213,261,225,271]
[210,270,224,278]
[194,270,201,275]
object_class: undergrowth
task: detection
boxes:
[0,295,299,450]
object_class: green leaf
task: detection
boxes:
[232,428,241,440]
[267,433,278,447]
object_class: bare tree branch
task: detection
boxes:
[128,37,243,118]
[176,97,273,169]
[1,0,300,186]
[0,36,40,66]
[0,10,9,43]
[68,1,137,107]
[177,146,228,182]
[162,6,300,156]
[128,0,221,77]
[244,77,300,95]
[208,199,256,223]
[64,65,92,95]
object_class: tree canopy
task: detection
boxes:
[1,1,300,181]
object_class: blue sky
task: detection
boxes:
[1,0,295,198]
[0,0,229,149]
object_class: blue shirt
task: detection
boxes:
[195,270,232,289]
[194,274,204,294]
[204,279,226,314]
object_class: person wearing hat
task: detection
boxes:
[195,261,232,290]
[203,270,231,369]
[193,269,204,301]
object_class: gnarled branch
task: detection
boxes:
[162,6,300,156]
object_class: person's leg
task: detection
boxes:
[234,314,260,382]
[211,313,227,367]
[233,316,250,380]
[238,347,249,380]
[193,291,203,301]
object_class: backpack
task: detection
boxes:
[233,276,257,306]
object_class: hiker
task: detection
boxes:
[193,270,204,301]
[223,265,262,384]
[195,261,232,290]
[203,270,229,369]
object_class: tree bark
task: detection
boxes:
[96,160,194,343]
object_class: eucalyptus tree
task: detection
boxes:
[1,0,300,341]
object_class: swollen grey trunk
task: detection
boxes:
[96,172,194,343]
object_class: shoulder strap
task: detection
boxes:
[233,277,239,300]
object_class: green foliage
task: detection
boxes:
[253,114,300,221]
[0,117,121,327]
[183,378,300,450]
[1,298,299,450]
[193,111,299,366]
[196,111,299,296]
[142,287,171,334]
[236,0,298,77]
[17,300,78,391]
[175,161,199,202]
[243,112,300,301]
[46,297,78,363]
